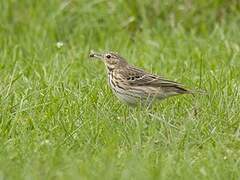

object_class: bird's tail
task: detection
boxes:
[172,85,207,96]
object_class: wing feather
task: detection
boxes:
[120,66,190,94]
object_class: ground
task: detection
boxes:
[0,0,239,179]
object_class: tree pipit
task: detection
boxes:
[89,51,198,106]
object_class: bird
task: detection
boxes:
[89,50,196,106]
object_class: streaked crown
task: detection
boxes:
[89,51,127,70]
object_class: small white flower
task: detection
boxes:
[40,139,51,145]
[56,41,64,48]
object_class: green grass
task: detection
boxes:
[0,0,240,179]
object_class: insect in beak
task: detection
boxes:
[89,50,104,60]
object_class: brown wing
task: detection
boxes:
[121,66,190,94]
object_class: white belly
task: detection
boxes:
[113,90,139,105]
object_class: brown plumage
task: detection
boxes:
[89,51,193,106]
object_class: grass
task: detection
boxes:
[0,0,240,179]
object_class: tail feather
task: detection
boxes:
[164,85,207,96]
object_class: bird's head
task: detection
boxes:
[89,51,127,71]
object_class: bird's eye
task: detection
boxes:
[106,54,111,59]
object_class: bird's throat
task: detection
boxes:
[107,66,114,72]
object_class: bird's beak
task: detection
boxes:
[89,51,104,60]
